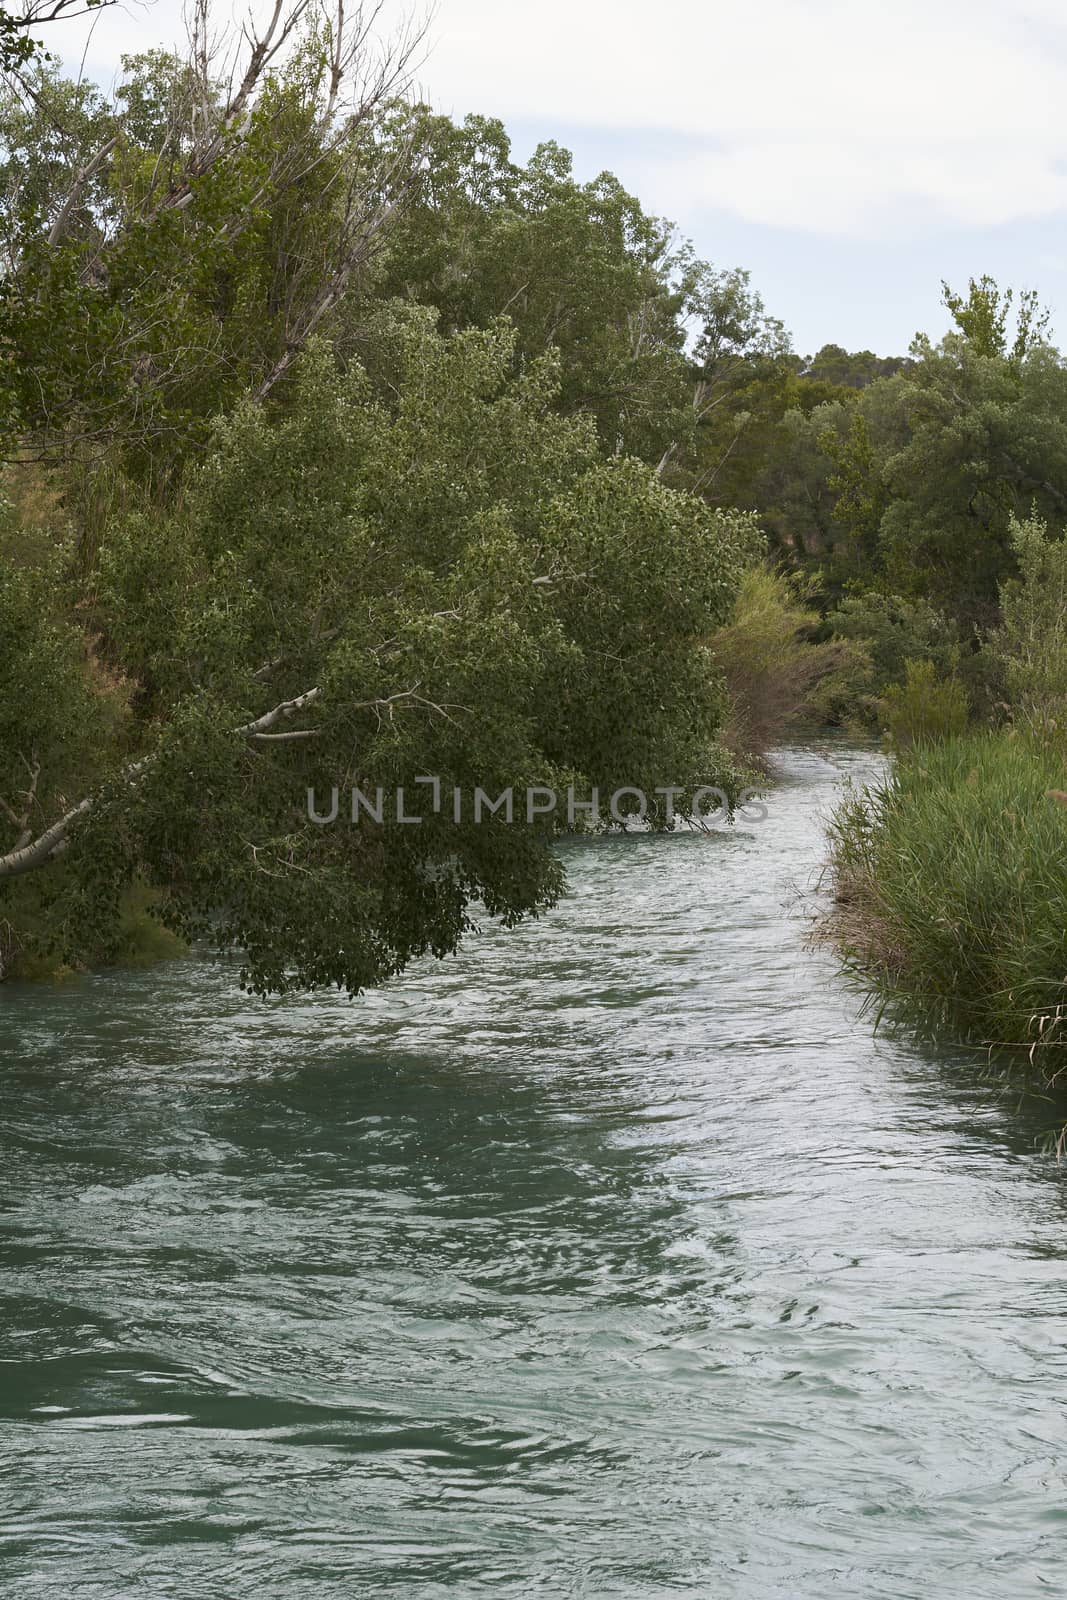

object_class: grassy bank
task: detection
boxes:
[828,729,1067,1071]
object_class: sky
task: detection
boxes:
[41,0,1067,357]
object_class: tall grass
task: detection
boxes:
[828,729,1067,1073]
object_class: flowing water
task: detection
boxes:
[2,744,1066,1599]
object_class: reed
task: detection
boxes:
[828,728,1067,1075]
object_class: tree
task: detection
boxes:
[372,112,694,462]
[801,344,909,389]
[750,397,849,563]
[989,513,1067,716]
[941,275,1050,364]
[657,263,791,490]
[0,12,771,991]
[370,111,789,471]
[0,315,761,991]
[872,326,1067,623]
[763,283,1067,627]
[0,0,424,475]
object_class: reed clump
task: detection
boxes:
[827,728,1067,1073]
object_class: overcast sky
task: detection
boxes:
[43,0,1067,356]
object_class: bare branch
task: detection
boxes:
[2,0,118,33]
[0,794,94,878]
[45,133,121,249]
[236,685,322,736]
[0,755,41,852]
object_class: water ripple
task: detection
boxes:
[2,744,1067,1597]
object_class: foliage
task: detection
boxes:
[880,658,970,751]
[2,317,759,991]
[988,513,1067,719]
[712,278,1067,629]
[371,112,684,461]
[661,343,906,567]
[0,484,123,828]
[0,9,794,994]
[0,20,416,477]
[708,565,869,757]
[874,338,1067,624]
[801,344,909,388]
[373,109,790,470]
[827,590,961,709]
[829,729,1067,1068]
[941,274,1050,364]
[0,875,183,979]
[820,410,887,578]
[741,397,852,564]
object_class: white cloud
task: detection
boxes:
[633,135,1067,238]
[41,0,1067,238]
[428,0,1062,140]
[423,0,1067,236]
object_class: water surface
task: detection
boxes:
[2,745,1066,1598]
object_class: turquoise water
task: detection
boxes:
[2,745,1066,1597]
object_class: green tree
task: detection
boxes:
[372,110,788,470]
[802,344,909,388]
[774,284,1067,627]
[874,327,1067,623]
[989,513,1067,716]
[0,316,760,991]
[0,9,777,991]
[941,274,1050,363]
[0,4,422,480]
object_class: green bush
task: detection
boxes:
[829,590,960,690]
[988,513,1067,720]
[708,565,870,758]
[828,728,1067,1068]
[881,657,970,750]
[108,882,189,969]
[0,877,187,981]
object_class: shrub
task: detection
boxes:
[828,728,1067,1072]
[881,657,970,750]
[829,590,960,690]
[708,565,870,759]
[0,878,186,981]
[988,512,1067,719]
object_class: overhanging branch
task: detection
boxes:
[0,678,467,882]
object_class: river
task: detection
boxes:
[1,744,1066,1598]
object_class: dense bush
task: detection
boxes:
[829,729,1067,1066]
[988,513,1067,720]
[881,658,970,750]
[828,591,960,694]
[707,566,869,758]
